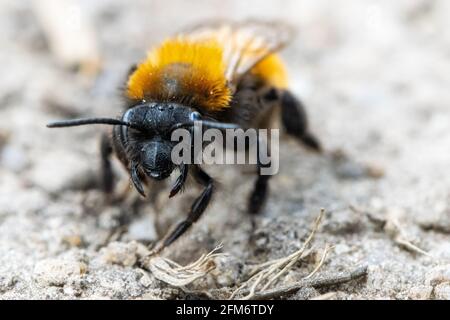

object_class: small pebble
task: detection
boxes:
[101,241,140,267]
[138,270,154,288]
[425,265,450,286]
[408,285,433,300]
[34,258,87,287]
[434,283,450,300]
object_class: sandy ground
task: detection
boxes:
[1,0,450,299]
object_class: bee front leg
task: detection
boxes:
[130,162,146,197]
[152,165,214,254]
[281,91,322,152]
[169,164,189,198]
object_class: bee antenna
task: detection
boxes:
[170,120,240,132]
[197,120,241,130]
[46,118,137,129]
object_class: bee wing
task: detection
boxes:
[179,20,294,90]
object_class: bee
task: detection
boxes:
[47,21,321,253]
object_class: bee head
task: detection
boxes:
[117,103,191,184]
[123,102,239,187]
[46,101,239,196]
[139,139,174,180]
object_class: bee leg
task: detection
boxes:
[169,163,189,198]
[152,165,214,253]
[130,162,146,197]
[248,133,272,214]
[281,91,322,152]
[100,133,115,195]
[248,174,271,214]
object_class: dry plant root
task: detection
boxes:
[230,209,329,300]
[136,208,365,298]
[140,244,225,287]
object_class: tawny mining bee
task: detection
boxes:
[47,21,321,253]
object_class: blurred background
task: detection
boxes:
[0,0,449,299]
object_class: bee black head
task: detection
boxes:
[139,139,173,180]
[47,101,239,194]
[121,103,193,181]
[121,103,239,183]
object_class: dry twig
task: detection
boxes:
[248,265,368,300]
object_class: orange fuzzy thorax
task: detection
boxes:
[126,38,231,111]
